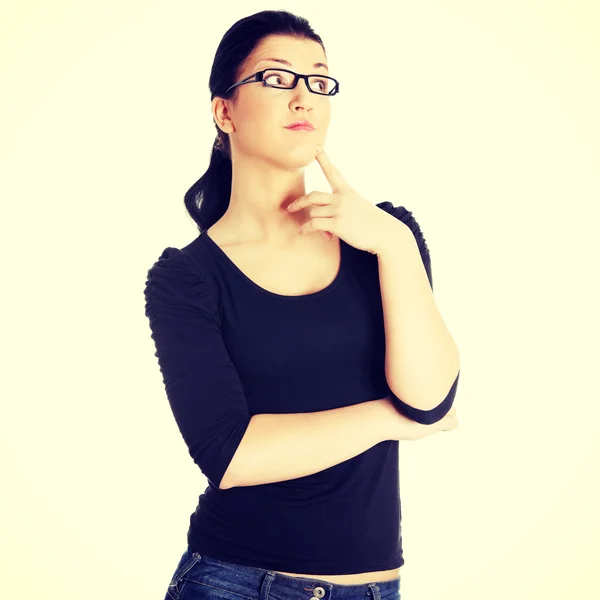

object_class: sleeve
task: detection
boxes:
[376,201,433,290]
[387,372,459,425]
[143,247,252,489]
[376,202,459,425]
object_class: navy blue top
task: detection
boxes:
[143,201,459,574]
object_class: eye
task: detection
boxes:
[313,79,327,92]
[264,74,282,85]
[263,69,295,87]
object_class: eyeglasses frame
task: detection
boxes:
[223,68,340,96]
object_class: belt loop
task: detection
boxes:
[259,571,277,600]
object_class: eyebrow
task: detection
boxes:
[254,58,329,73]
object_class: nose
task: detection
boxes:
[290,77,315,107]
[300,76,313,92]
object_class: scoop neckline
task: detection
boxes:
[201,229,346,300]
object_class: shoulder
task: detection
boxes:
[144,246,216,322]
[376,201,433,289]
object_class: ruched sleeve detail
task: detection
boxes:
[376,201,433,290]
[143,247,252,489]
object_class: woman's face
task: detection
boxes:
[213,35,332,169]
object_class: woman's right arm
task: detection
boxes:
[222,397,457,489]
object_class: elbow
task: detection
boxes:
[196,413,252,491]
[204,462,237,490]
[390,370,460,425]
[392,395,455,425]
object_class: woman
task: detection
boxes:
[144,9,460,600]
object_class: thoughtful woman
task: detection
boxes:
[144,9,460,600]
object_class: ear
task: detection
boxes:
[212,97,234,134]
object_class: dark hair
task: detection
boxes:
[183,10,326,233]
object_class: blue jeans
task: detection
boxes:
[165,548,401,600]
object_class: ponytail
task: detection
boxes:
[183,131,232,234]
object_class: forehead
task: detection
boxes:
[248,35,327,71]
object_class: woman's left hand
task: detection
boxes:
[287,147,399,255]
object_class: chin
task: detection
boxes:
[279,147,318,169]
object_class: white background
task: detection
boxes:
[1,1,599,598]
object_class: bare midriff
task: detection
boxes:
[272,565,402,585]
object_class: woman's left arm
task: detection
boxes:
[287,147,460,416]
[376,212,460,412]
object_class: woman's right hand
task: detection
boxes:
[380,396,459,441]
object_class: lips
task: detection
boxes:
[285,120,315,131]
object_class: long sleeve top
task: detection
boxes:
[143,201,459,575]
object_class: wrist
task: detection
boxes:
[373,220,413,257]
[373,396,402,442]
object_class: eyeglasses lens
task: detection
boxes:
[262,69,337,95]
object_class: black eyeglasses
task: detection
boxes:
[223,68,340,96]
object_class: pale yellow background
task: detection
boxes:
[1,1,599,598]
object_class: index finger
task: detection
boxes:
[314,147,346,192]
